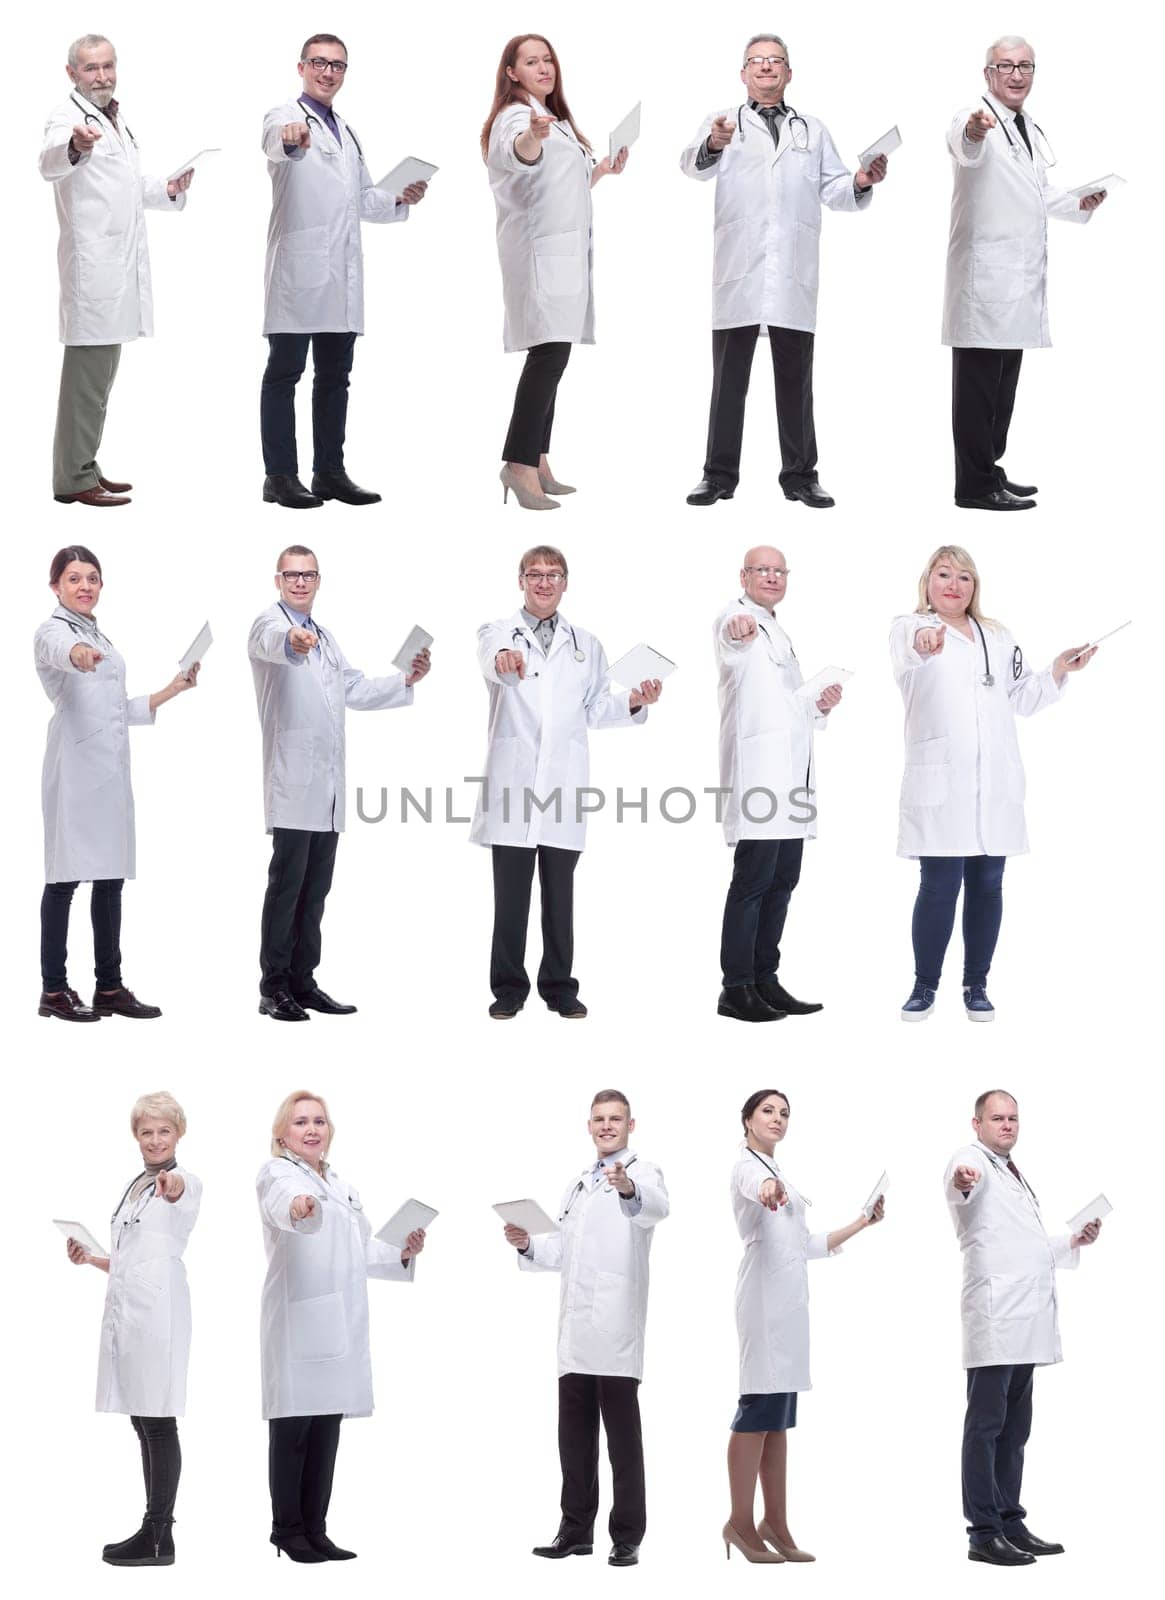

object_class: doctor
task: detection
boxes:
[945,1090,1102,1565]
[502,1090,669,1568]
[482,35,628,510]
[944,37,1107,510]
[65,1091,201,1567]
[681,35,886,509]
[891,545,1094,1022]
[40,34,193,507]
[470,545,662,1019]
[715,547,841,1022]
[258,1090,425,1562]
[726,1090,883,1563]
[36,545,200,1022]
[260,34,428,509]
[248,544,430,1020]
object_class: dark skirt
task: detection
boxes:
[730,1392,798,1433]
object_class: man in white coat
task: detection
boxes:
[944,37,1107,510]
[680,35,887,508]
[715,547,841,1022]
[471,545,662,1020]
[503,1090,669,1568]
[945,1090,1102,1565]
[260,34,428,509]
[40,34,193,507]
[248,544,431,1020]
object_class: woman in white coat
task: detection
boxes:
[65,1091,201,1567]
[481,35,628,509]
[35,546,200,1022]
[258,1090,426,1563]
[725,1089,882,1564]
[891,546,1094,1023]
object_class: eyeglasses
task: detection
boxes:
[278,570,320,583]
[521,571,567,586]
[745,55,788,67]
[989,61,1035,76]
[744,566,790,579]
[303,57,348,74]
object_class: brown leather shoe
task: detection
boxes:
[38,987,101,1021]
[92,986,162,1019]
[98,475,133,493]
[53,487,131,507]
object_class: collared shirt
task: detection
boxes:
[280,602,320,660]
[299,91,341,143]
[68,93,119,163]
[590,1147,642,1213]
[521,607,558,654]
[696,98,870,192]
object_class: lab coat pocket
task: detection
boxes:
[712,218,748,285]
[76,235,126,303]
[273,728,314,789]
[72,714,107,747]
[971,239,1023,304]
[533,231,583,298]
[278,226,331,293]
[792,221,821,291]
[901,737,950,807]
[986,1273,1039,1323]
[590,1270,628,1337]
[289,1292,347,1362]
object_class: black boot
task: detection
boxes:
[103,1517,147,1556]
[306,1531,358,1559]
[717,984,786,1021]
[270,1532,329,1563]
[103,1517,175,1566]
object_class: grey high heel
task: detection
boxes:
[538,470,576,495]
[500,464,559,511]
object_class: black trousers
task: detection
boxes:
[557,1374,646,1547]
[40,878,124,991]
[259,828,339,997]
[951,347,1024,499]
[704,325,818,492]
[502,342,572,466]
[719,839,803,988]
[962,1364,1035,1545]
[269,1415,342,1537]
[261,332,358,476]
[490,843,579,1003]
[130,1416,181,1520]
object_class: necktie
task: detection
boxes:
[1013,111,1033,157]
[758,104,785,150]
[1006,1158,1023,1182]
[104,98,120,131]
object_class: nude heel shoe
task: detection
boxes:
[758,1520,815,1562]
[722,1522,786,1563]
[500,464,559,510]
[538,470,576,495]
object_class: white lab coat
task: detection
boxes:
[890,613,1064,859]
[262,99,408,335]
[257,1155,415,1420]
[469,611,644,852]
[39,95,185,345]
[35,606,155,884]
[519,1152,669,1380]
[487,98,595,352]
[732,1146,836,1394]
[945,1140,1078,1369]
[248,604,412,833]
[942,92,1092,349]
[680,104,870,332]
[96,1166,202,1416]
[715,597,826,844]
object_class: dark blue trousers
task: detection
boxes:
[963,1363,1034,1545]
[912,854,1006,989]
[720,838,804,988]
[260,332,357,475]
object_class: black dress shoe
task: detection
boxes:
[532,1536,593,1559]
[305,1532,357,1560]
[783,480,835,508]
[755,978,823,1015]
[263,474,323,508]
[968,1536,1036,1566]
[38,987,100,1021]
[489,996,525,1019]
[546,994,588,1018]
[312,470,382,505]
[686,477,734,506]
[609,1543,640,1567]
[954,488,1035,511]
[1000,477,1038,497]
[92,986,162,1019]
[259,990,310,1021]
[294,988,357,1015]
[271,1533,328,1562]
[1006,1529,1064,1556]
[717,984,785,1022]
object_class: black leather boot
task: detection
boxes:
[717,984,786,1021]
[103,1516,175,1566]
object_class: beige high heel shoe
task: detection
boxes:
[538,470,576,495]
[500,464,559,510]
[758,1520,815,1562]
[722,1522,786,1563]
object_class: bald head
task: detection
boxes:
[741,546,788,611]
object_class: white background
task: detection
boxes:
[6,0,1158,1595]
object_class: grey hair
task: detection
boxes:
[743,33,789,66]
[985,35,1034,65]
[68,34,115,70]
[130,1091,187,1137]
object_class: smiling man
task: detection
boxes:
[502,1091,669,1568]
[945,1090,1103,1565]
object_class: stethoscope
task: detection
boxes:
[982,95,1055,168]
[742,601,797,662]
[746,1147,810,1208]
[278,600,339,668]
[980,1146,1040,1208]
[562,1155,639,1217]
[971,617,996,687]
[297,98,364,161]
[279,1150,363,1212]
[70,91,136,146]
[56,606,114,651]
[110,1165,175,1241]
[511,621,586,669]
[736,100,809,151]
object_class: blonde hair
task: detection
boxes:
[130,1091,186,1137]
[270,1090,335,1159]
[915,545,996,627]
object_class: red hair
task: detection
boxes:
[480,34,591,159]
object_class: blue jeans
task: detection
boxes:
[911,855,1005,989]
